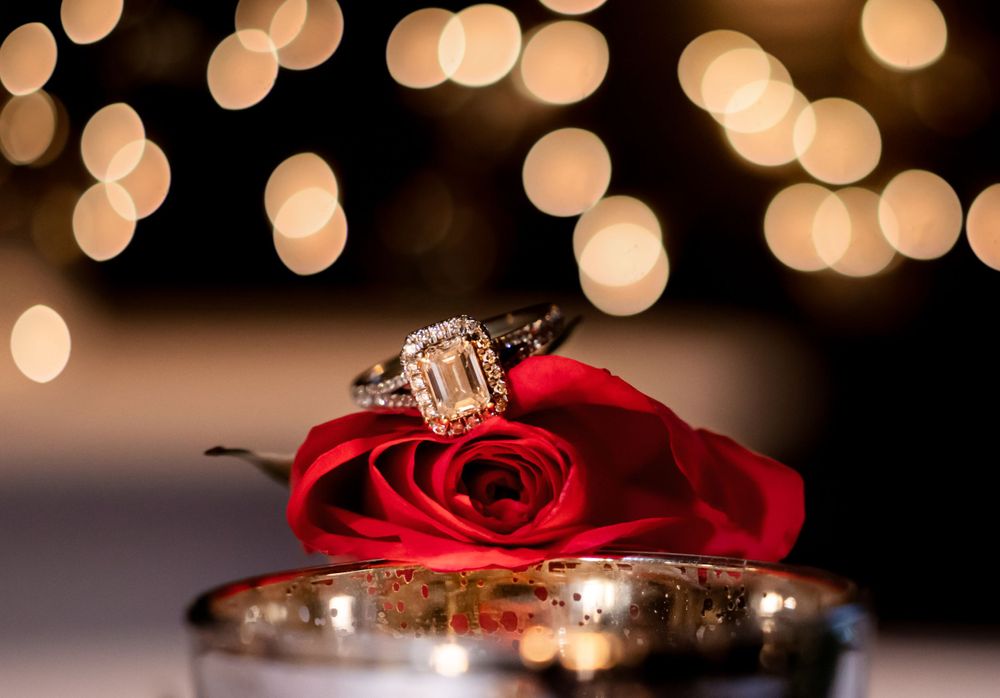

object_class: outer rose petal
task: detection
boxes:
[287,356,805,570]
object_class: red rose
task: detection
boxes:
[287,356,804,571]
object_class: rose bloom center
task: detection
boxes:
[419,337,490,421]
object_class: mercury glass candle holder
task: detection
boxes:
[187,552,868,697]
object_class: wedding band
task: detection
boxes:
[351,303,567,435]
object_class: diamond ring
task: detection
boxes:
[351,303,568,435]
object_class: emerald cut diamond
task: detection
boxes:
[401,316,508,435]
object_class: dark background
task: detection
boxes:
[2,0,999,645]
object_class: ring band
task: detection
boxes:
[351,303,567,435]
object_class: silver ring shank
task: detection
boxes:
[351,303,566,410]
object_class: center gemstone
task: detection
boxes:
[419,337,491,420]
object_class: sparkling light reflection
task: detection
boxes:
[429,644,469,677]
[0,23,58,96]
[966,184,1000,271]
[441,4,521,87]
[861,0,947,71]
[60,0,124,45]
[11,305,71,383]
[878,169,962,260]
[520,626,559,666]
[520,21,608,105]
[793,98,881,185]
[522,128,611,217]
[386,8,459,88]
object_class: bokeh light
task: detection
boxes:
[440,4,521,87]
[429,643,469,677]
[0,91,57,165]
[726,89,808,167]
[60,0,125,45]
[878,169,962,259]
[10,305,71,384]
[273,203,348,275]
[966,184,1000,271]
[207,31,279,110]
[720,56,794,133]
[765,183,837,271]
[72,182,136,261]
[861,0,947,71]
[275,0,344,70]
[520,21,609,105]
[386,8,459,88]
[81,103,145,181]
[114,140,171,220]
[579,222,663,287]
[265,152,339,232]
[701,47,771,115]
[558,632,614,673]
[522,127,611,217]
[828,187,896,277]
[677,30,760,111]
[0,23,58,96]
[573,195,661,261]
[793,98,881,185]
[539,0,608,14]
[519,626,558,667]
[811,191,852,267]
[274,187,338,239]
[580,245,669,316]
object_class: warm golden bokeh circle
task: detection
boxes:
[273,203,348,275]
[81,103,146,181]
[701,47,772,116]
[115,140,171,220]
[0,22,58,96]
[0,91,58,165]
[677,30,760,111]
[811,191,852,267]
[386,8,459,89]
[276,0,344,70]
[10,305,72,383]
[726,89,809,167]
[793,98,881,185]
[764,183,837,272]
[207,31,279,110]
[580,246,669,316]
[264,152,339,228]
[828,187,896,277]
[719,56,794,134]
[60,0,125,45]
[441,4,522,87]
[539,0,608,15]
[73,182,137,261]
[878,169,962,260]
[520,21,609,105]
[522,128,611,217]
[579,222,664,287]
[573,195,661,262]
[861,0,947,71]
[966,184,1000,271]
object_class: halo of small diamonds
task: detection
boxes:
[401,316,508,436]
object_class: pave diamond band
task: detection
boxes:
[351,303,567,434]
